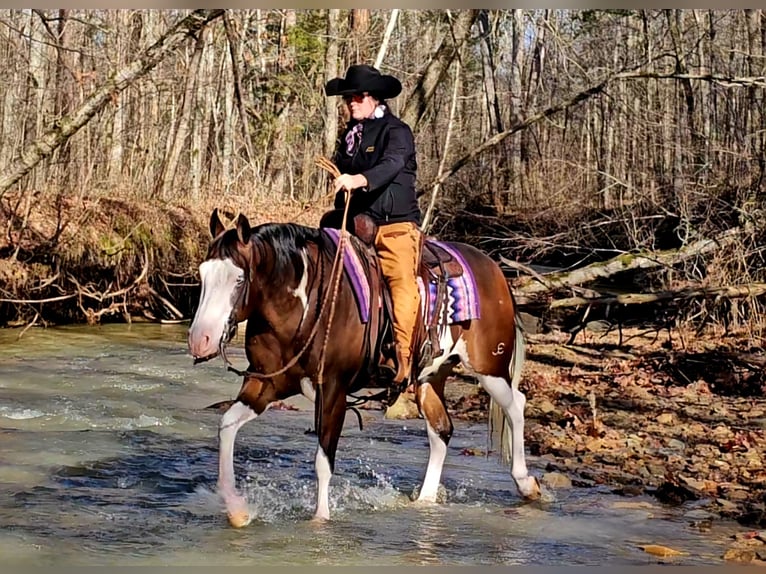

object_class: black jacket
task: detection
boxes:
[332,108,421,226]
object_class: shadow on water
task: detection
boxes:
[0,323,748,565]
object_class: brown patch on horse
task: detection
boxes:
[416,383,454,443]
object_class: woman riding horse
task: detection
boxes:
[320,64,422,388]
[187,209,542,527]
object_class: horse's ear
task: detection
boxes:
[209,208,226,238]
[235,213,251,244]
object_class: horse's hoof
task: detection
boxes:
[227,511,252,528]
[518,476,543,501]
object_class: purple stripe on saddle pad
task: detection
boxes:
[322,228,371,323]
[422,240,481,323]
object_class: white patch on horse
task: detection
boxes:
[218,401,257,523]
[189,259,244,355]
[300,377,315,402]
[314,446,332,521]
[418,330,471,383]
[478,373,538,498]
[416,387,447,503]
[290,249,309,321]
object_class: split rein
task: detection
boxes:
[219,156,352,390]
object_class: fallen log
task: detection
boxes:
[549,283,766,309]
[503,227,742,301]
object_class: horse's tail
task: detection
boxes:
[488,322,526,466]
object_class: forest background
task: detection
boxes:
[0,8,764,344]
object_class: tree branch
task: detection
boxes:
[420,69,766,195]
[549,282,766,309]
[0,9,225,198]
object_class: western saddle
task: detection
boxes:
[319,210,464,371]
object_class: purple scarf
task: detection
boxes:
[345,123,363,155]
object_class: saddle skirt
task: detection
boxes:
[322,227,481,326]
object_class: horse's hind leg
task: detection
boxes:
[312,382,347,522]
[479,372,541,500]
[413,355,459,503]
[477,330,541,501]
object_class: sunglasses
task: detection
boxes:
[343,93,368,104]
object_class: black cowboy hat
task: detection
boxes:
[324,64,402,99]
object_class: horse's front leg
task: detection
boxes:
[218,376,279,528]
[413,364,454,503]
[312,381,348,522]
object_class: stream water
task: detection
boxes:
[0,323,744,565]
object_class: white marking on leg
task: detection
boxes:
[416,387,447,503]
[479,374,538,498]
[218,401,257,526]
[300,377,315,402]
[289,249,309,322]
[313,446,332,521]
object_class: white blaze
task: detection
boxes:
[188,258,243,355]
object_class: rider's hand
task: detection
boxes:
[333,173,368,194]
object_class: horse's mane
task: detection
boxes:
[212,222,329,281]
[252,222,325,279]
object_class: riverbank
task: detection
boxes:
[428,326,765,542]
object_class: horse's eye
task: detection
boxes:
[236,275,245,285]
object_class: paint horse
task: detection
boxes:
[187,208,541,527]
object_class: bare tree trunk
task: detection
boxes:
[0,9,225,198]
[667,10,702,178]
[761,10,766,191]
[602,28,619,209]
[478,11,503,212]
[400,9,479,131]
[745,9,764,189]
[507,9,524,208]
[278,9,297,72]
[348,9,370,63]
[107,10,127,185]
[190,26,215,200]
[155,29,206,200]
[374,9,399,69]
[254,10,267,75]
[421,57,461,233]
[479,11,503,134]
[263,9,296,197]
[25,10,48,192]
[222,11,255,172]
[692,10,711,187]
[323,9,341,161]
[220,42,235,194]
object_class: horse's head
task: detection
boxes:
[188,208,254,363]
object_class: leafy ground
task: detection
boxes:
[428,325,766,558]
[375,323,766,562]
